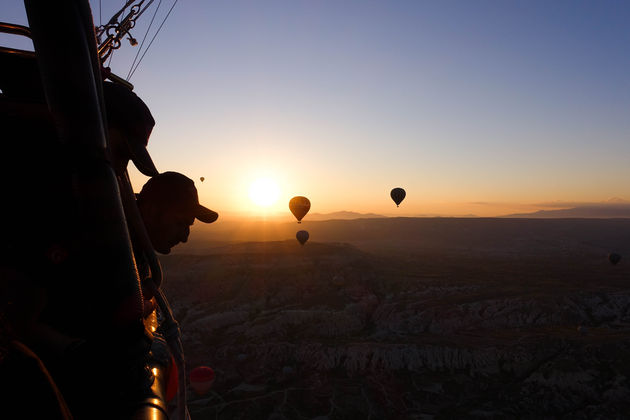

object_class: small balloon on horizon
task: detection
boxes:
[390,187,406,207]
[200,177,205,182]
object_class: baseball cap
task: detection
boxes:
[103,82,159,177]
[137,172,218,223]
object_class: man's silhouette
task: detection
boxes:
[136,172,218,254]
[103,81,159,177]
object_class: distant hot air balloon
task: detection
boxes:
[390,187,406,207]
[190,366,215,396]
[200,177,205,182]
[609,253,621,265]
[289,196,310,223]
[296,230,309,245]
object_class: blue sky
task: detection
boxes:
[2,1,630,216]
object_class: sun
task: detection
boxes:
[249,178,280,207]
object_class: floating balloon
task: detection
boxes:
[609,253,621,265]
[296,230,309,245]
[190,366,215,396]
[289,196,310,223]
[390,187,406,207]
[200,177,205,182]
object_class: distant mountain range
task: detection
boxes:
[504,202,630,218]
[207,201,630,224]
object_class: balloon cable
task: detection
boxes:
[126,0,163,80]
[128,0,178,81]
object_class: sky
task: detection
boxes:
[2,1,630,218]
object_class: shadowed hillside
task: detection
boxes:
[179,217,630,257]
[161,219,630,419]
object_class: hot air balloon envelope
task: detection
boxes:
[190,366,215,395]
[609,253,621,265]
[390,188,406,207]
[200,177,205,182]
[289,196,311,223]
[296,230,309,245]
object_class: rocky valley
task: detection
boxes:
[161,218,630,419]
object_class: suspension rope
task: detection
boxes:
[106,48,115,67]
[134,0,156,23]
[127,0,179,81]
[126,0,163,80]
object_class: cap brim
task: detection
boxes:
[129,142,159,177]
[196,204,218,223]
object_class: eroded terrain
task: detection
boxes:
[162,220,630,419]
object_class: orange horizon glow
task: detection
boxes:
[126,166,627,219]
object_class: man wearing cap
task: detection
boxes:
[103,81,160,177]
[136,172,218,254]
